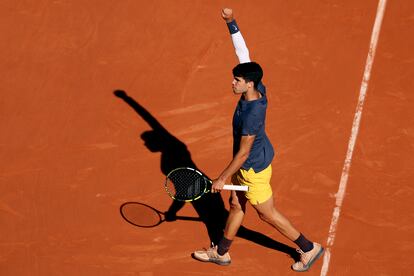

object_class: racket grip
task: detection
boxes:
[223,185,249,191]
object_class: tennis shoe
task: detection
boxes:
[292,242,324,272]
[193,245,231,266]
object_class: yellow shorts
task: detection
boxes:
[231,164,273,205]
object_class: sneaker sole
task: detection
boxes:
[191,253,231,266]
[292,246,325,272]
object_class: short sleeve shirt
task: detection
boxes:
[232,82,275,172]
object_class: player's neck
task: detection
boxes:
[243,89,262,101]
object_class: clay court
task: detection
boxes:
[1,0,413,275]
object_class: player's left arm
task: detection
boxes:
[222,8,251,64]
[222,8,266,94]
[211,135,255,193]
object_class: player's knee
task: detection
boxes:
[229,199,242,212]
[258,210,289,229]
[230,201,242,211]
[229,193,247,213]
[257,208,282,226]
[258,211,272,223]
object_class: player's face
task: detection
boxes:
[232,76,249,94]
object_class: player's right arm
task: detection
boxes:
[221,8,251,64]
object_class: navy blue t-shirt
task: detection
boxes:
[232,82,275,172]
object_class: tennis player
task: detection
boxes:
[193,8,324,272]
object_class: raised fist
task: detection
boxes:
[221,8,234,23]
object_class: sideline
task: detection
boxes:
[320,0,388,275]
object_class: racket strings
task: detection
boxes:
[166,169,208,200]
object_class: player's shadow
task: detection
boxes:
[114,90,299,261]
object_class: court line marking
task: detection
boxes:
[320,0,387,275]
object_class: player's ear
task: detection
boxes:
[247,80,254,89]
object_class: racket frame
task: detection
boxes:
[165,167,248,202]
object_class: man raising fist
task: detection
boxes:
[192,8,324,272]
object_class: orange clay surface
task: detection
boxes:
[1,1,413,275]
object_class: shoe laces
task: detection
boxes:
[296,248,305,255]
[296,248,310,263]
[206,243,219,258]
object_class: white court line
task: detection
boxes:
[320,0,387,275]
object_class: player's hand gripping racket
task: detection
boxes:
[165,167,248,202]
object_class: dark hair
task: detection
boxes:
[232,62,263,89]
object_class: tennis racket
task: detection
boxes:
[165,167,249,202]
[120,202,201,228]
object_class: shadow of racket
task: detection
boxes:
[120,202,201,228]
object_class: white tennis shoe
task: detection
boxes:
[292,242,324,272]
[193,245,231,266]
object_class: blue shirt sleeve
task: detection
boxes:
[241,105,264,136]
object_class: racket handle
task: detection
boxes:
[223,185,249,191]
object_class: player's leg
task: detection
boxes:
[222,189,247,240]
[243,164,324,271]
[242,164,310,245]
[192,176,247,265]
[213,189,247,256]
[252,189,324,271]
[253,196,300,240]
